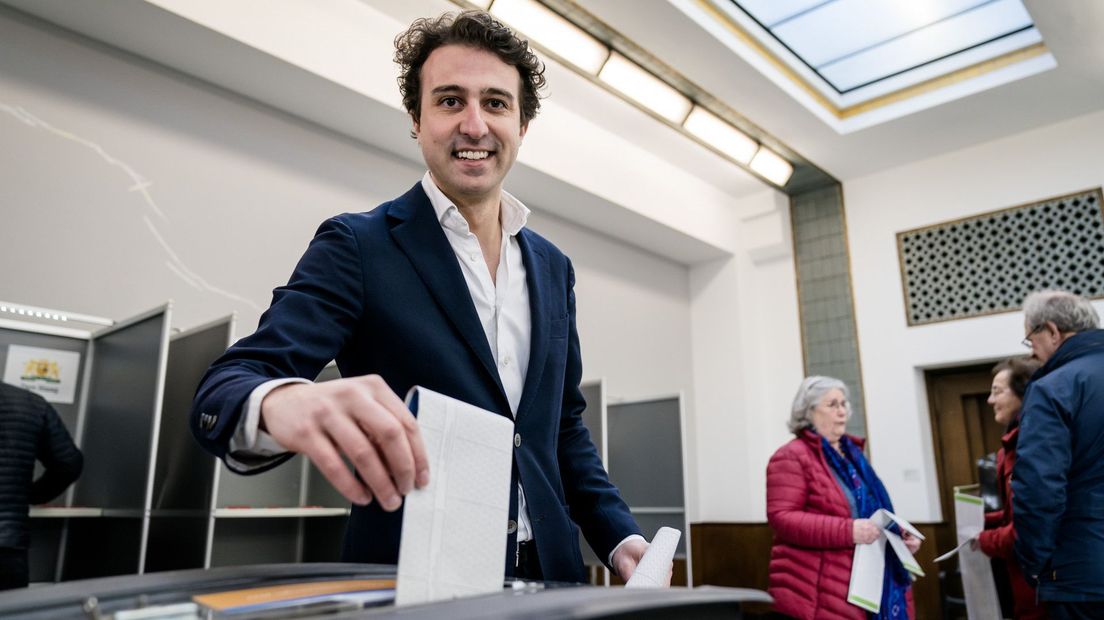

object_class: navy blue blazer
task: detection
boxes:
[191,182,640,582]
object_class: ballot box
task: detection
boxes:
[0,563,771,619]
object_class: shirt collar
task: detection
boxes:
[420,171,530,237]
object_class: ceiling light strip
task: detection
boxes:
[598,52,693,124]
[749,147,794,186]
[0,301,114,326]
[683,106,758,165]
[491,0,608,74]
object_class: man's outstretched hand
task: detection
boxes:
[261,375,429,510]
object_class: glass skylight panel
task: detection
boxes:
[735,0,830,27]
[819,0,1034,91]
[730,0,1037,94]
[772,0,987,68]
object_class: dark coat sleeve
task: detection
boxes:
[1012,383,1070,579]
[557,259,641,563]
[30,400,83,504]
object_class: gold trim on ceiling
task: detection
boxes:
[694,0,1050,120]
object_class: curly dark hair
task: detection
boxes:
[394,10,546,126]
[993,355,1041,399]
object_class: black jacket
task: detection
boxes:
[0,383,83,549]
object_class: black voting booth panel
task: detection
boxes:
[65,305,172,580]
[577,382,692,585]
[0,563,771,619]
[0,304,172,582]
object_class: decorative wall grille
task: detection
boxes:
[898,188,1104,326]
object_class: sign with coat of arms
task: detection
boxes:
[3,345,81,403]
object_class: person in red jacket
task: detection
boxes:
[767,376,920,620]
[976,356,1045,619]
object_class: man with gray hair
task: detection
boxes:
[1013,290,1104,619]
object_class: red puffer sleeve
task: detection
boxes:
[977,520,1015,558]
[767,443,854,549]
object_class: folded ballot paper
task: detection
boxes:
[395,387,515,606]
[847,509,925,614]
[625,527,681,588]
[932,485,1001,619]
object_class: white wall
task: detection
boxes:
[690,190,805,522]
[844,109,1104,521]
[0,6,415,330]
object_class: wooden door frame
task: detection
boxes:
[924,363,999,521]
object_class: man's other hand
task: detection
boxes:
[613,539,671,585]
[260,375,429,510]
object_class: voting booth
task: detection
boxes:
[2,301,172,581]
[579,381,693,585]
[4,302,348,583]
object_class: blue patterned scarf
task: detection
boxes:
[822,435,911,619]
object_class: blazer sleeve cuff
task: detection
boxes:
[226,377,308,471]
[608,534,646,567]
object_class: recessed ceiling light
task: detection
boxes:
[598,52,692,124]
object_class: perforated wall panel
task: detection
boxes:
[898,188,1104,326]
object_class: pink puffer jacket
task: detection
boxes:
[766,430,914,620]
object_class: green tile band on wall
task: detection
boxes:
[790,184,867,437]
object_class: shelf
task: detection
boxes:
[29,507,104,518]
[101,509,147,518]
[213,507,349,518]
[149,510,210,518]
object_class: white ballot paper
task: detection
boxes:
[943,485,1002,620]
[625,527,681,588]
[395,387,514,606]
[847,508,925,614]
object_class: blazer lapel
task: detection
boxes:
[516,229,550,421]
[387,184,507,403]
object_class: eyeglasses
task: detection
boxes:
[1021,324,1044,348]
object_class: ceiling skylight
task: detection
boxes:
[735,0,1038,94]
[688,0,1056,132]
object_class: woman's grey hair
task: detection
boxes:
[788,376,851,435]
[1023,290,1100,334]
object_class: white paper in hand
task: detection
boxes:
[625,527,680,588]
[847,508,925,613]
[395,387,514,606]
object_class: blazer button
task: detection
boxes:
[514,433,521,448]
[507,520,517,534]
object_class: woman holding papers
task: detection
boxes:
[977,356,1045,620]
[766,376,920,620]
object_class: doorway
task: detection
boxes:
[924,361,1010,619]
[925,363,1006,520]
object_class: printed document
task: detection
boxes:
[847,508,925,613]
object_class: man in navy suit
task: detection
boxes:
[191,10,651,583]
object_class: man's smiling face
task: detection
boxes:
[413,44,528,207]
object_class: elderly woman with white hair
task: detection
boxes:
[766,376,920,620]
